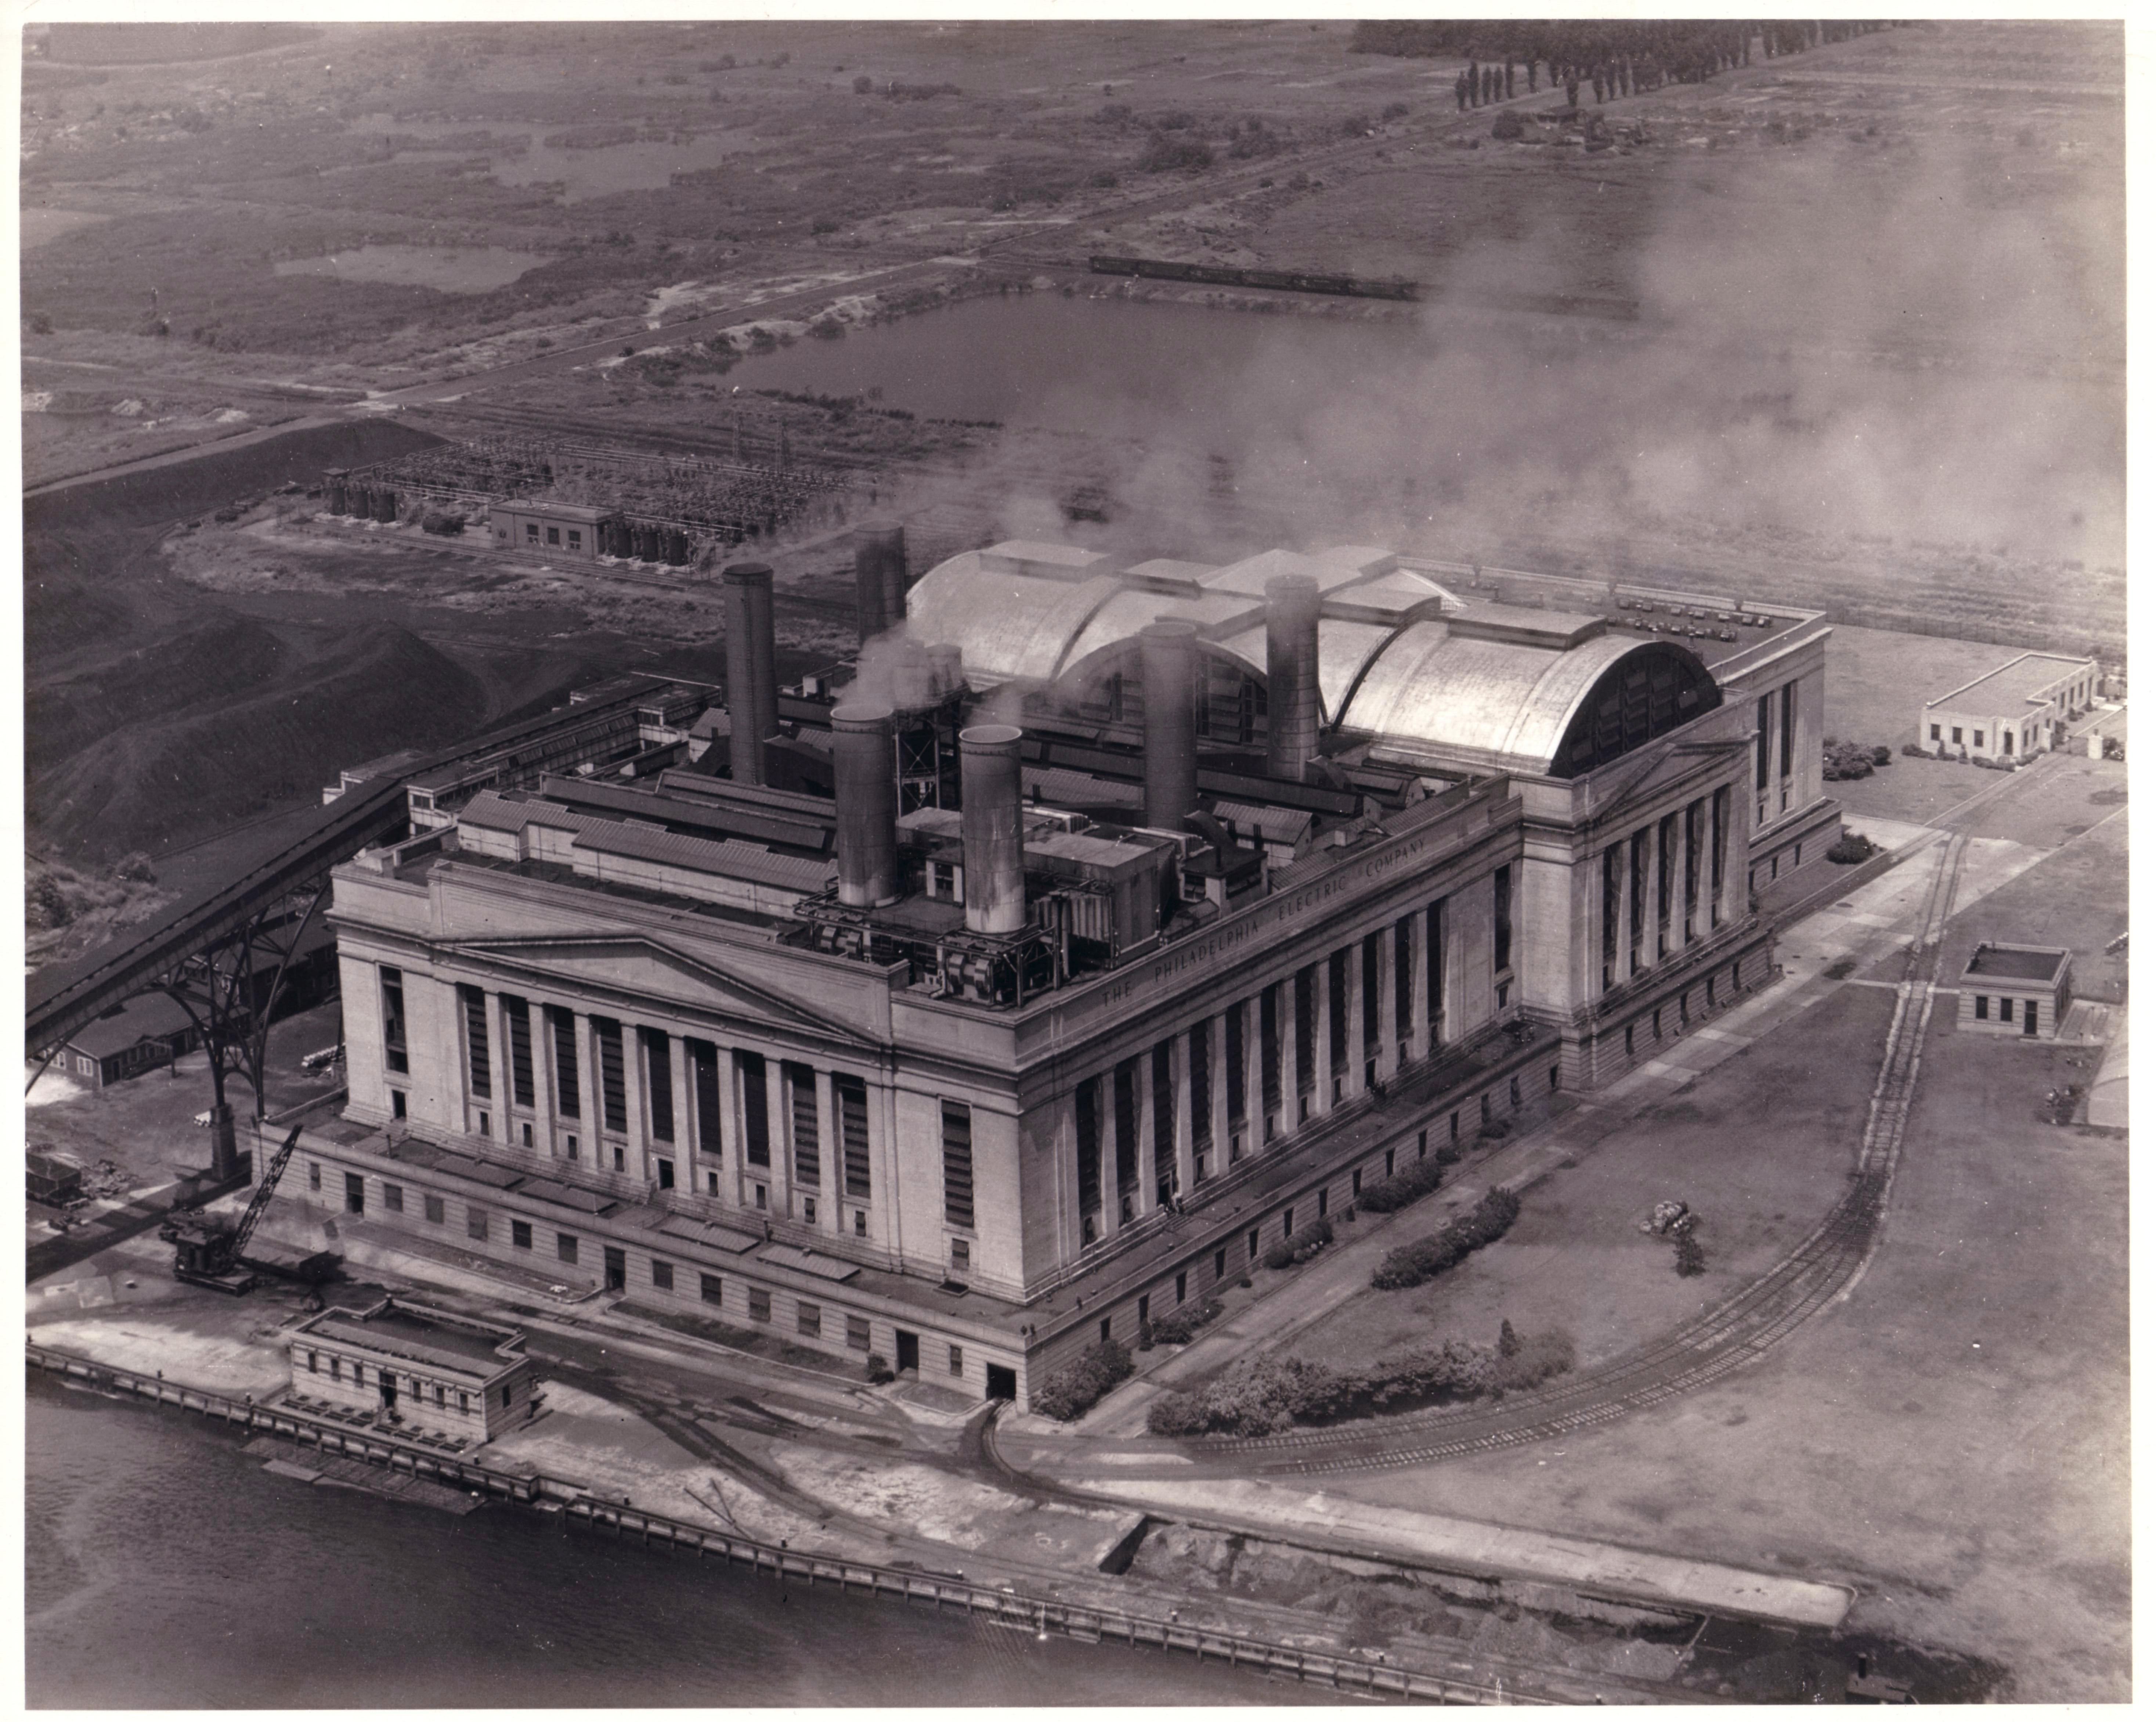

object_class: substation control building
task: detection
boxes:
[279,537,1836,1410]
[1918,651,2101,762]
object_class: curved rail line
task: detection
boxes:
[1091,832,1971,1478]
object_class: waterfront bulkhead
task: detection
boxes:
[268,537,1837,1411]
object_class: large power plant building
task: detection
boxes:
[277,537,1836,1409]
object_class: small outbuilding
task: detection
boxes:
[1957,942,2073,1039]
[1918,652,2099,761]
[60,991,200,1088]
[489,499,619,561]
[289,1295,538,1445]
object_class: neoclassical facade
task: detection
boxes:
[278,540,1836,1408]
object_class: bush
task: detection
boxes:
[115,852,156,883]
[1354,1148,1455,1213]
[1826,833,1876,864]
[1380,100,1411,120]
[1031,1337,1133,1422]
[1491,108,1526,140]
[865,1353,895,1385]
[1148,1297,1223,1346]
[1146,1322,1574,1437]
[1673,1232,1707,1277]
[1900,742,1928,758]
[1371,1187,1522,1290]
[1260,1215,1333,1270]
[1871,744,1893,767]
[1138,132,1214,172]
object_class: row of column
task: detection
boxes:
[452,985,884,1243]
[1600,786,1731,993]
[1067,898,1452,1250]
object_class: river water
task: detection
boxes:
[25,1376,1317,1708]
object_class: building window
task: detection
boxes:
[477,1112,490,1138]
[593,1018,627,1135]
[546,526,561,546]
[1952,727,1963,744]
[383,1183,403,1214]
[459,985,491,1101]
[306,1350,318,1373]
[549,1006,580,1120]
[798,1301,821,1338]
[853,1209,867,1236]
[951,1238,971,1271]
[344,1173,365,1216]
[1930,723,1941,741]
[1509,1075,1522,1109]
[785,1062,820,1188]
[522,1122,533,1149]
[1492,864,1512,975]
[1972,731,1985,751]
[941,1100,975,1229]
[329,1357,341,1382]
[1710,787,1730,926]
[748,1287,772,1322]
[652,1259,674,1292]
[503,995,535,1109]
[1975,995,1989,1020]
[557,1233,578,1265]
[2001,733,2013,755]
[424,1194,444,1223]
[459,1393,469,1413]
[526,522,539,543]
[434,1385,445,1407]
[701,1273,723,1306]
[836,1072,870,1199]
[567,530,582,550]
[738,1050,771,1167]
[948,1344,965,1379]
[846,1314,872,1351]
[642,1029,674,1142]
[1779,682,1795,779]
[467,1207,487,1241]
[512,1220,532,1249]
[689,1039,723,1161]
[1755,694,1772,791]
[381,967,409,1075]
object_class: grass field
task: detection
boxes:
[1322,824,2128,1700]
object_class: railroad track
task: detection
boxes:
[1093,831,1973,1478]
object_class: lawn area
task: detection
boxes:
[1322,1005,2129,1701]
[1825,625,2037,753]
[1862,801,2128,1000]
[1276,984,1894,1379]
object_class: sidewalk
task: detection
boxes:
[1075,1477,1854,1630]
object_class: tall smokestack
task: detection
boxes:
[1265,573,1322,781]
[1140,620,1200,830]
[853,522,908,646]
[960,725,1026,935]
[830,703,900,907]
[723,561,779,786]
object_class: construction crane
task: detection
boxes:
[163,1126,318,1294]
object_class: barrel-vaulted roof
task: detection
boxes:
[904,539,1725,777]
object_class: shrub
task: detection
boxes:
[1827,833,1876,864]
[1871,744,1893,766]
[1491,108,1526,140]
[1138,132,1214,173]
[1145,1323,1574,1437]
[1673,1232,1707,1277]
[1148,1296,1223,1346]
[1261,1215,1333,1270]
[1354,1149,1455,1213]
[115,852,156,883]
[865,1353,895,1385]
[1380,100,1411,120]
[1031,1337,1133,1422]
[810,217,841,235]
[1900,742,1928,758]
[1371,1187,1522,1290]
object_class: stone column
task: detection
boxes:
[571,1013,596,1163]
[1098,1072,1121,1240]
[669,1033,693,1185]
[816,1067,840,1231]
[528,1000,557,1160]
[1275,979,1300,1138]
[1310,959,1335,1119]
[1344,938,1369,1097]
[764,1054,790,1213]
[1170,1028,1195,1199]
[1207,1013,1231,1177]
[1134,1046,1158,1217]
[1373,927,1398,1083]
[1243,994,1267,1151]
[620,1023,648,1181]
[1647,819,1667,964]
[1407,908,1431,1062]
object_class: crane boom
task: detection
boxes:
[228,1125,303,1264]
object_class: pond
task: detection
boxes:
[275,244,552,294]
[708,291,1427,442]
[347,113,754,203]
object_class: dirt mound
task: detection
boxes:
[30,622,488,859]
[27,613,286,776]
[24,418,444,534]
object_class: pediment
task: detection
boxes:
[1585,732,1750,822]
[437,932,878,1049]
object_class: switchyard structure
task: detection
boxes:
[325,425,855,561]
[268,526,1839,1411]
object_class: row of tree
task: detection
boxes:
[1356,19,1895,105]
